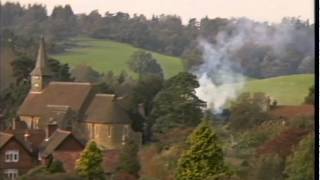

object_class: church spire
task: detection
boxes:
[30,36,52,93]
[30,36,52,76]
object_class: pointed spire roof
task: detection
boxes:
[30,36,52,76]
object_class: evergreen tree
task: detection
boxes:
[150,72,205,133]
[75,141,105,180]
[176,120,230,180]
[117,138,141,177]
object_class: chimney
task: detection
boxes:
[47,124,58,138]
[24,131,32,149]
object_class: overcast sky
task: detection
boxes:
[2,0,314,23]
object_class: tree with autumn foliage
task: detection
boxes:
[75,141,105,180]
[176,120,230,180]
[285,134,314,180]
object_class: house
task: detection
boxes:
[0,129,45,179]
[39,129,84,172]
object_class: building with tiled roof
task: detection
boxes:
[17,37,141,150]
[0,37,141,179]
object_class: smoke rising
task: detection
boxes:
[194,39,246,113]
[193,18,314,112]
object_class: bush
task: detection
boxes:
[48,160,65,173]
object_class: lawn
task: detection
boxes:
[243,74,314,105]
[52,37,184,78]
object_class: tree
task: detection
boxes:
[304,85,314,105]
[176,120,230,180]
[132,75,163,114]
[128,50,164,79]
[48,160,65,173]
[11,56,73,84]
[228,92,269,131]
[75,141,105,180]
[117,138,141,177]
[48,58,73,81]
[71,64,101,82]
[11,55,34,84]
[285,134,314,180]
[150,72,205,133]
[131,75,163,140]
[251,154,285,180]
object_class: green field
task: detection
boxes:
[52,37,184,78]
[52,38,313,105]
[243,74,314,105]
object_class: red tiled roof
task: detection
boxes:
[40,129,74,157]
[83,94,131,124]
[4,129,46,152]
[0,132,14,149]
[18,82,93,116]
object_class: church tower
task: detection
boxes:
[30,37,52,93]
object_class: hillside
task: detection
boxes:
[52,37,184,78]
[243,74,314,105]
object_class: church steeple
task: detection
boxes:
[30,36,52,93]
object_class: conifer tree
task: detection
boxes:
[176,120,230,180]
[75,141,105,180]
[117,138,141,177]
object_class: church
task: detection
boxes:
[0,37,141,178]
[18,37,141,149]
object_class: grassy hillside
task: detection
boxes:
[52,37,184,78]
[243,74,314,105]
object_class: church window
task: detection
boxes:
[107,126,112,138]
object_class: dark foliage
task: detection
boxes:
[0,3,314,78]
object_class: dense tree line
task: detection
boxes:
[0,2,315,78]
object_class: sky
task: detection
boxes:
[2,0,314,23]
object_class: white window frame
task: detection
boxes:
[5,150,19,163]
[4,169,18,180]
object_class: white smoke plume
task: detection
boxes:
[194,39,245,113]
[193,18,313,113]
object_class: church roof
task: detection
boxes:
[18,82,93,116]
[30,37,52,76]
[83,94,131,124]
